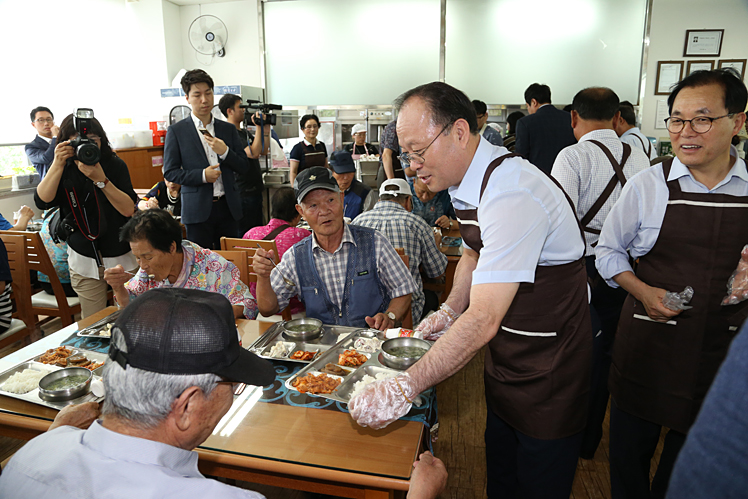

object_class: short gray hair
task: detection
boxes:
[101,328,221,429]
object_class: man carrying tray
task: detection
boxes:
[349,82,592,499]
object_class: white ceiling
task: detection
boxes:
[165,0,244,6]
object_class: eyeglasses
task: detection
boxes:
[398,121,454,165]
[665,114,735,134]
[35,118,54,124]
[304,124,319,130]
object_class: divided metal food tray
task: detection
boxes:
[76,310,121,338]
[0,348,107,410]
[249,322,366,363]
[284,329,402,404]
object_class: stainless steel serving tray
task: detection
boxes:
[284,329,403,404]
[76,310,121,338]
[0,348,106,410]
[248,322,367,364]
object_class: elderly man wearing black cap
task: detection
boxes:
[330,150,377,220]
[0,288,275,498]
[253,166,417,330]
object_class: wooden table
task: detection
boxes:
[0,309,425,498]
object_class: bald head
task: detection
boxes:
[572,87,620,121]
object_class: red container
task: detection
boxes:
[152,130,167,146]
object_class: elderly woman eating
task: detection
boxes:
[104,209,257,319]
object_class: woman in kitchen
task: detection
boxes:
[289,114,328,185]
[344,123,379,159]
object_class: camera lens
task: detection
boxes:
[77,142,101,166]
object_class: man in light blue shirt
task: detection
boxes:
[350,82,591,499]
[0,289,276,499]
[595,68,748,499]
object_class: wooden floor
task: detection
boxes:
[0,328,664,499]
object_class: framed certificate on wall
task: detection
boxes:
[655,61,684,95]
[718,59,747,80]
[684,29,724,57]
[687,60,715,75]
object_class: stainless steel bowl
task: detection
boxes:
[38,367,92,402]
[380,337,431,370]
[282,318,323,341]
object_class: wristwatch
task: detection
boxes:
[386,311,396,321]
[95,178,110,189]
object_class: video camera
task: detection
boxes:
[241,99,283,127]
[69,108,100,166]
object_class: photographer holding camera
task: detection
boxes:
[35,110,138,318]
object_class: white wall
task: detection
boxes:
[640,0,748,141]
[178,1,263,88]
[1,0,173,144]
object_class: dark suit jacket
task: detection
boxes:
[162,117,248,225]
[25,135,57,179]
[514,105,576,174]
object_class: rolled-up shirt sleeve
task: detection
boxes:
[472,188,550,285]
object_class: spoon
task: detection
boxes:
[124,270,156,280]
[255,244,296,287]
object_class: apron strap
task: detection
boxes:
[580,141,632,232]
[263,224,291,240]
[633,134,653,158]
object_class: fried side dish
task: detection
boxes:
[338,349,368,367]
[320,363,351,377]
[292,373,342,394]
[290,350,317,361]
[38,347,73,367]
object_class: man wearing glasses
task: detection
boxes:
[595,68,748,499]
[25,106,58,179]
[349,82,592,499]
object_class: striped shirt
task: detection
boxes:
[270,224,417,313]
[353,201,447,322]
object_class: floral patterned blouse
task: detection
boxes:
[124,240,258,319]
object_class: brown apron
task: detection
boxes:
[455,155,592,439]
[610,158,748,433]
[300,142,326,173]
[580,141,631,247]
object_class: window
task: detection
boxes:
[0,144,36,177]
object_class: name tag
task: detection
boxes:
[357,271,369,276]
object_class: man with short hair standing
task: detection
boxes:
[163,70,248,249]
[595,68,748,499]
[472,100,504,146]
[253,166,416,331]
[350,82,591,499]
[514,83,576,173]
[25,106,58,179]
[218,93,268,233]
[353,178,447,322]
[614,100,657,160]
[551,87,650,459]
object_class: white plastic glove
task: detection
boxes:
[415,303,459,340]
[723,245,748,306]
[349,373,415,429]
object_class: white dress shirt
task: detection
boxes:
[450,137,584,285]
[37,134,53,144]
[595,153,748,287]
[191,112,229,197]
[0,421,265,499]
[620,127,656,160]
[551,129,651,256]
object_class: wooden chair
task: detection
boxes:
[2,230,81,327]
[0,234,36,349]
[220,237,294,322]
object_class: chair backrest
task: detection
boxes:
[0,233,33,328]
[214,250,249,286]
[221,237,292,321]
[1,230,80,320]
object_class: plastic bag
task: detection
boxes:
[722,245,748,306]
[662,286,694,311]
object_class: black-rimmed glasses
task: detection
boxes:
[665,114,735,134]
[398,121,454,164]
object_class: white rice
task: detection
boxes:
[350,372,397,401]
[1,369,48,394]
